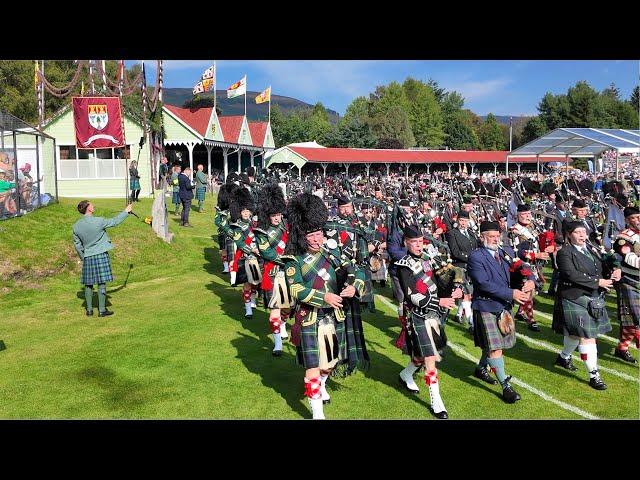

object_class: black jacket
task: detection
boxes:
[445,228,480,268]
[178,173,195,200]
[556,243,602,301]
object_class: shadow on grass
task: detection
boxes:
[203,244,310,417]
[76,288,113,311]
[76,365,149,411]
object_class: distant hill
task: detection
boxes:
[480,115,532,125]
[163,88,340,123]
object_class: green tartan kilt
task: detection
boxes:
[473,310,516,351]
[297,311,346,370]
[404,311,444,358]
[552,295,612,339]
[617,281,640,327]
[358,265,373,303]
[130,178,140,190]
[195,187,206,201]
[172,192,180,205]
[80,252,113,285]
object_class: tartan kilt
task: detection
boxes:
[404,311,444,358]
[195,187,206,201]
[80,252,113,285]
[172,192,180,205]
[473,310,516,351]
[130,178,140,190]
[234,257,248,285]
[616,282,640,327]
[552,295,612,338]
[297,312,346,370]
[361,268,374,303]
[342,297,370,374]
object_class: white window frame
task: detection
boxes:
[57,144,131,180]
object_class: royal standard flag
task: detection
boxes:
[255,86,271,104]
[201,64,215,80]
[227,75,246,99]
[193,81,205,95]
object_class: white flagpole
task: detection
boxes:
[213,60,217,114]
[268,85,271,125]
[244,75,247,119]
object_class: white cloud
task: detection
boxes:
[448,77,514,102]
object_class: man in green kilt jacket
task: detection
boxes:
[253,183,290,356]
[214,178,239,275]
[195,164,208,213]
[323,193,372,375]
[72,200,133,317]
[282,193,365,420]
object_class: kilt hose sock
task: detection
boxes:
[561,336,580,359]
[517,299,534,323]
[618,326,639,350]
[98,283,106,312]
[304,376,322,399]
[84,285,94,311]
[578,344,599,378]
[487,356,508,386]
[320,373,330,402]
[305,376,325,420]
[478,351,490,369]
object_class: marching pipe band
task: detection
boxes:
[213,166,640,419]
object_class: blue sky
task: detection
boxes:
[130,60,639,117]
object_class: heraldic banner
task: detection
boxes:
[73,96,126,149]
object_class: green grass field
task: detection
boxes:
[1,196,638,419]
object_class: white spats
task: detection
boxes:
[223,261,229,273]
[273,332,283,352]
[320,374,331,403]
[280,321,288,339]
[461,300,473,324]
[427,374,447,415]
[309,398,325,420]
[250,292,257,308]
[244,302,253,317]
[399,360,420,392]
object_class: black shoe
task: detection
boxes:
[98,310,114,317]
[527,321,541,332]
[474,367,498,385]
[398,374,420,394]
[546,289,556,295]
[245,314,252,319]
[502,378,521,403]
[86,309,93,316]
[614,348,637,364]
[432,409,449,419]
[323,398,331,405]
[468,326,474,335]
[554,354,578,371]
[272,350,282,357]
[515,313,528,323]
[589,375,607,390]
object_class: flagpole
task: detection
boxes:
[244,75,247,119]
[213,60,217,115]
[268,85,271,125]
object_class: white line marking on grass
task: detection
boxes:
[533,309,637,349]
[514,332,639,383]
[446,341,599,420]
[378,294,637,382]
